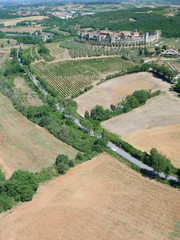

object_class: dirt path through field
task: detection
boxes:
[0,153,179,240]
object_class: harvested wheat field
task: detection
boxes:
[0,93,78,178]
[0,16,48,26]
[75,72,170,116]
[1,26,44,34]
[123,125,180,168]
[0,153,179,240]
[102,92,180,166]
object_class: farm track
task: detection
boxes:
[31,53,133,65]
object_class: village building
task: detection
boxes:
[78,28,161,44]
[161,49,179,56]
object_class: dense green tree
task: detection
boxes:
[4,170,38,202]
[126,95,140,108]
[133,90,149,104]
[84,110,90,119]
[110,104,116,112]
[91,105,105,121]
[174,82,180,94]
[10,48,17,57]
[76,152,84,161]
[93,138,107,153]
[55,154,71,174]
[0,193,15,212]
[149,148,172,176]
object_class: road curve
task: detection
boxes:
[18,54,180,184]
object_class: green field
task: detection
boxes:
[32,57,133,98]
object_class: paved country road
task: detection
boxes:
[18,54,180,184]
[107,142,179,183]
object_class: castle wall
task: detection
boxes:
[78,30,161,44]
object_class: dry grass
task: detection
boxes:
[1,26,44,34]
[124,125,180,168]
[14,77,43,106]
[172,62,180,72]
[0,16,48,26]
[0,153,179,240]
[75,72,170,116]
[102,91,180,167]
[0,93,78,178]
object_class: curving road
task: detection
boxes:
[18,54,180,184]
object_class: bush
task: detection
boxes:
[132,90,149,104]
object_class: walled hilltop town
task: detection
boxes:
[78,28,161,44]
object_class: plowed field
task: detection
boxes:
[0,153,179,240]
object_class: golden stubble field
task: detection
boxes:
[75,72,170,116]
[0,153,179,240]
[0,16,48,26]
[0,93,78,177]
[1,26,44,34]
[102,91,180,168]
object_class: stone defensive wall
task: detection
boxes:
[78,30,161,45]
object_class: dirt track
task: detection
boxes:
[75,72,170,116]
[0,153,179,240]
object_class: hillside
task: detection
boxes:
[0,153,179,240]
[0,93,78,178]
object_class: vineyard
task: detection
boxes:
[45,42,65,56]
[60,39,141,63]
[32,57,133,98]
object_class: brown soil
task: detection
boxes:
[75,72,170,116]
[0,153,179,240]
[123,125,180,168]
[172,62,180,72]
[14,77,43,106]
[0,93,78,178]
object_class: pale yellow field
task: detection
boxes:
[75,72,170,116]
[0,16,48,26]
[1,26,44,34]
[123,125,180,168]
[102,91,180,167]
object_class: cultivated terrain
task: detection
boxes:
[0,153,179,240]
[102,91,180,167]
[0,93,78,177]
[75,72,170,116]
